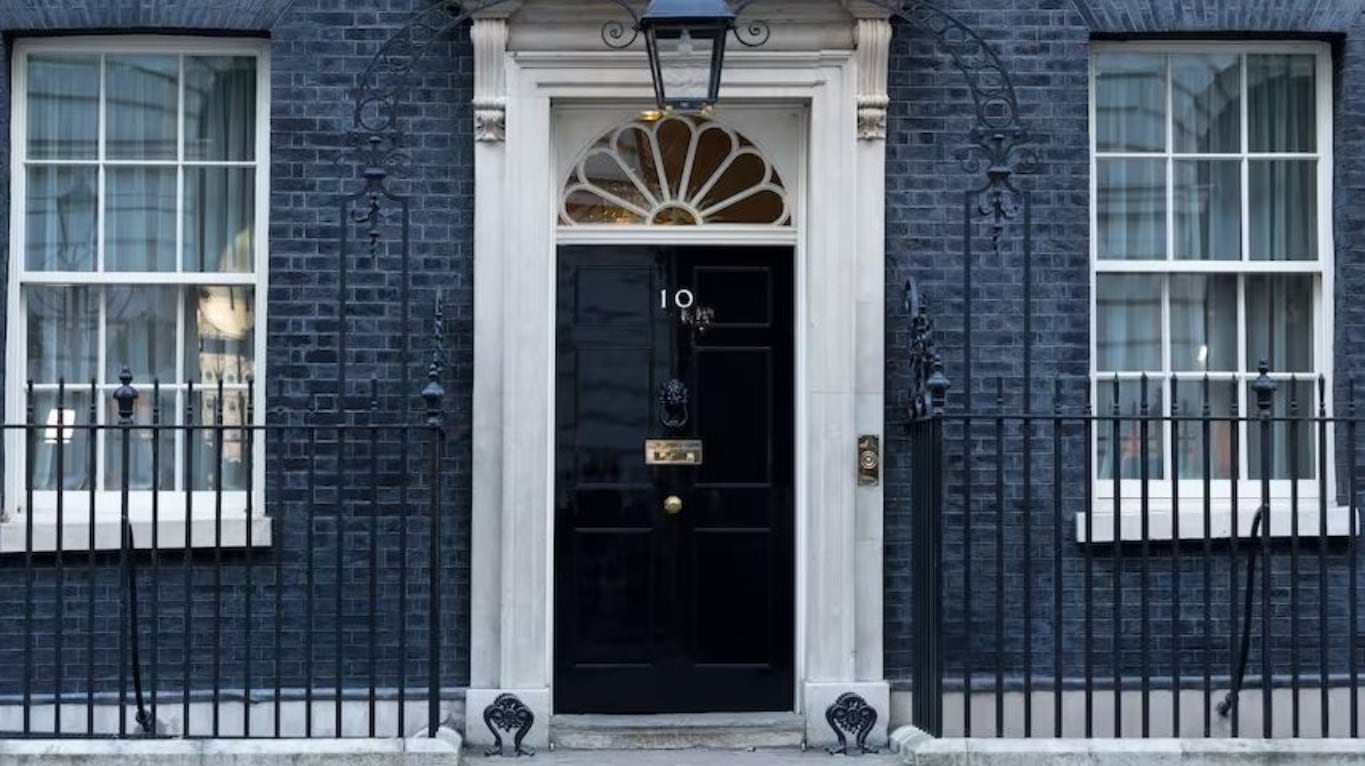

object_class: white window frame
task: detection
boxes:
[3,36,271,552]
[1083,40,1354,542]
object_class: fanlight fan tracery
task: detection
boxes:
[560,114,790,226]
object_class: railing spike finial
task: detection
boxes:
[423,293,446,433]
[114,367,139,425]
[1252,360,1278,415]
[904,277,921,317]
[907,279,946,421]
[927,354,951,415]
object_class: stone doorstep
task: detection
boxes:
[515,748,902,765]
[550,712,807,750]
[891,726,1365,765]
[0,729,462,766]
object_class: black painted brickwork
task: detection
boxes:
[0,0,476,703]
[1,0,1364,709]
[884,0,1365,688]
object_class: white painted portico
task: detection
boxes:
[463,0,895,748]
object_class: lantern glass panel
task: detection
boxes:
[651,26,717,109]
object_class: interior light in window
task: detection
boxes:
[44,408,75,445]
[1198,344,1209,365]
[198,286,251,339]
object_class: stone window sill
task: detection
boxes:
[0,493,272,553]
[1076,500,1357,544]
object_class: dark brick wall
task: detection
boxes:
[884,0,1365,690]
[1072,0,1364,34]
[0,0,475,704]
[2,0,1364,712]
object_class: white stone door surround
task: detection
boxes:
[464,0,894,748]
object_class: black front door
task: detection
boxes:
[553,245,794,714]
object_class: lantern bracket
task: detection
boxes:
[601,0,770,50]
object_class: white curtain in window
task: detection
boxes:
[21,52,257,494]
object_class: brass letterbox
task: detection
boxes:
[645,439,704,466]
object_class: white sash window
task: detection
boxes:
[4,37,270,550]
[1086,42,1345,541]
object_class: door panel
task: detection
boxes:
[695,347,772,485]
[692,530,772,663]
[554,245,794,713]
[569,530,653,664]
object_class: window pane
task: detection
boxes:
[1095,53,1165,153]
[26,166,96,271]
[1172,53,1240,154]
[1096,274,1162,371]
[561,187,646,225]
[104,395,175,491]
[184,167,255,272]
[26,54,98,160]
[27,390,93,491]
[186,287,255,387]
[1097,159,1166,260]
[1248,54,1316,153]
[1247,380,1317,480]
[1246,275,1314,373]
[105,167,177,271]
[1170,274,1238,371]
[1097,380,1164,480]
[1249,160,1317,261]
[106,55,178,160]
[26,286,97,384]
[185,56,256,162]
[189,389,250,491]
[106,286,178,385]
[1174,160,1240,261]
[1173,379,1236,479]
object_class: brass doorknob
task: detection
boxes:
[663,495,683,515]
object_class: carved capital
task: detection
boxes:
[854,18,892,141]
[475,102,506,142]
[472,17,509,143]
[858,95,889,141]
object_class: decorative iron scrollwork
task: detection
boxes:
[681,305,715,335]
[600,0,771,50]
[730,1,772,48]
[601,8,640,49]
[825,692,879,755]
[659,378,690,429]
[868,0,1035,246]
[906,279,949,422]
[482,693,535,757]
[344,0,515,181]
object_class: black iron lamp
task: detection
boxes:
[604,0,768,115]
[640,0,734,113]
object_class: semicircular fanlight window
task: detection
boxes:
[560,114,790,226]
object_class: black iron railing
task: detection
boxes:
[0,365,454,739]
[909,357,1364,738]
